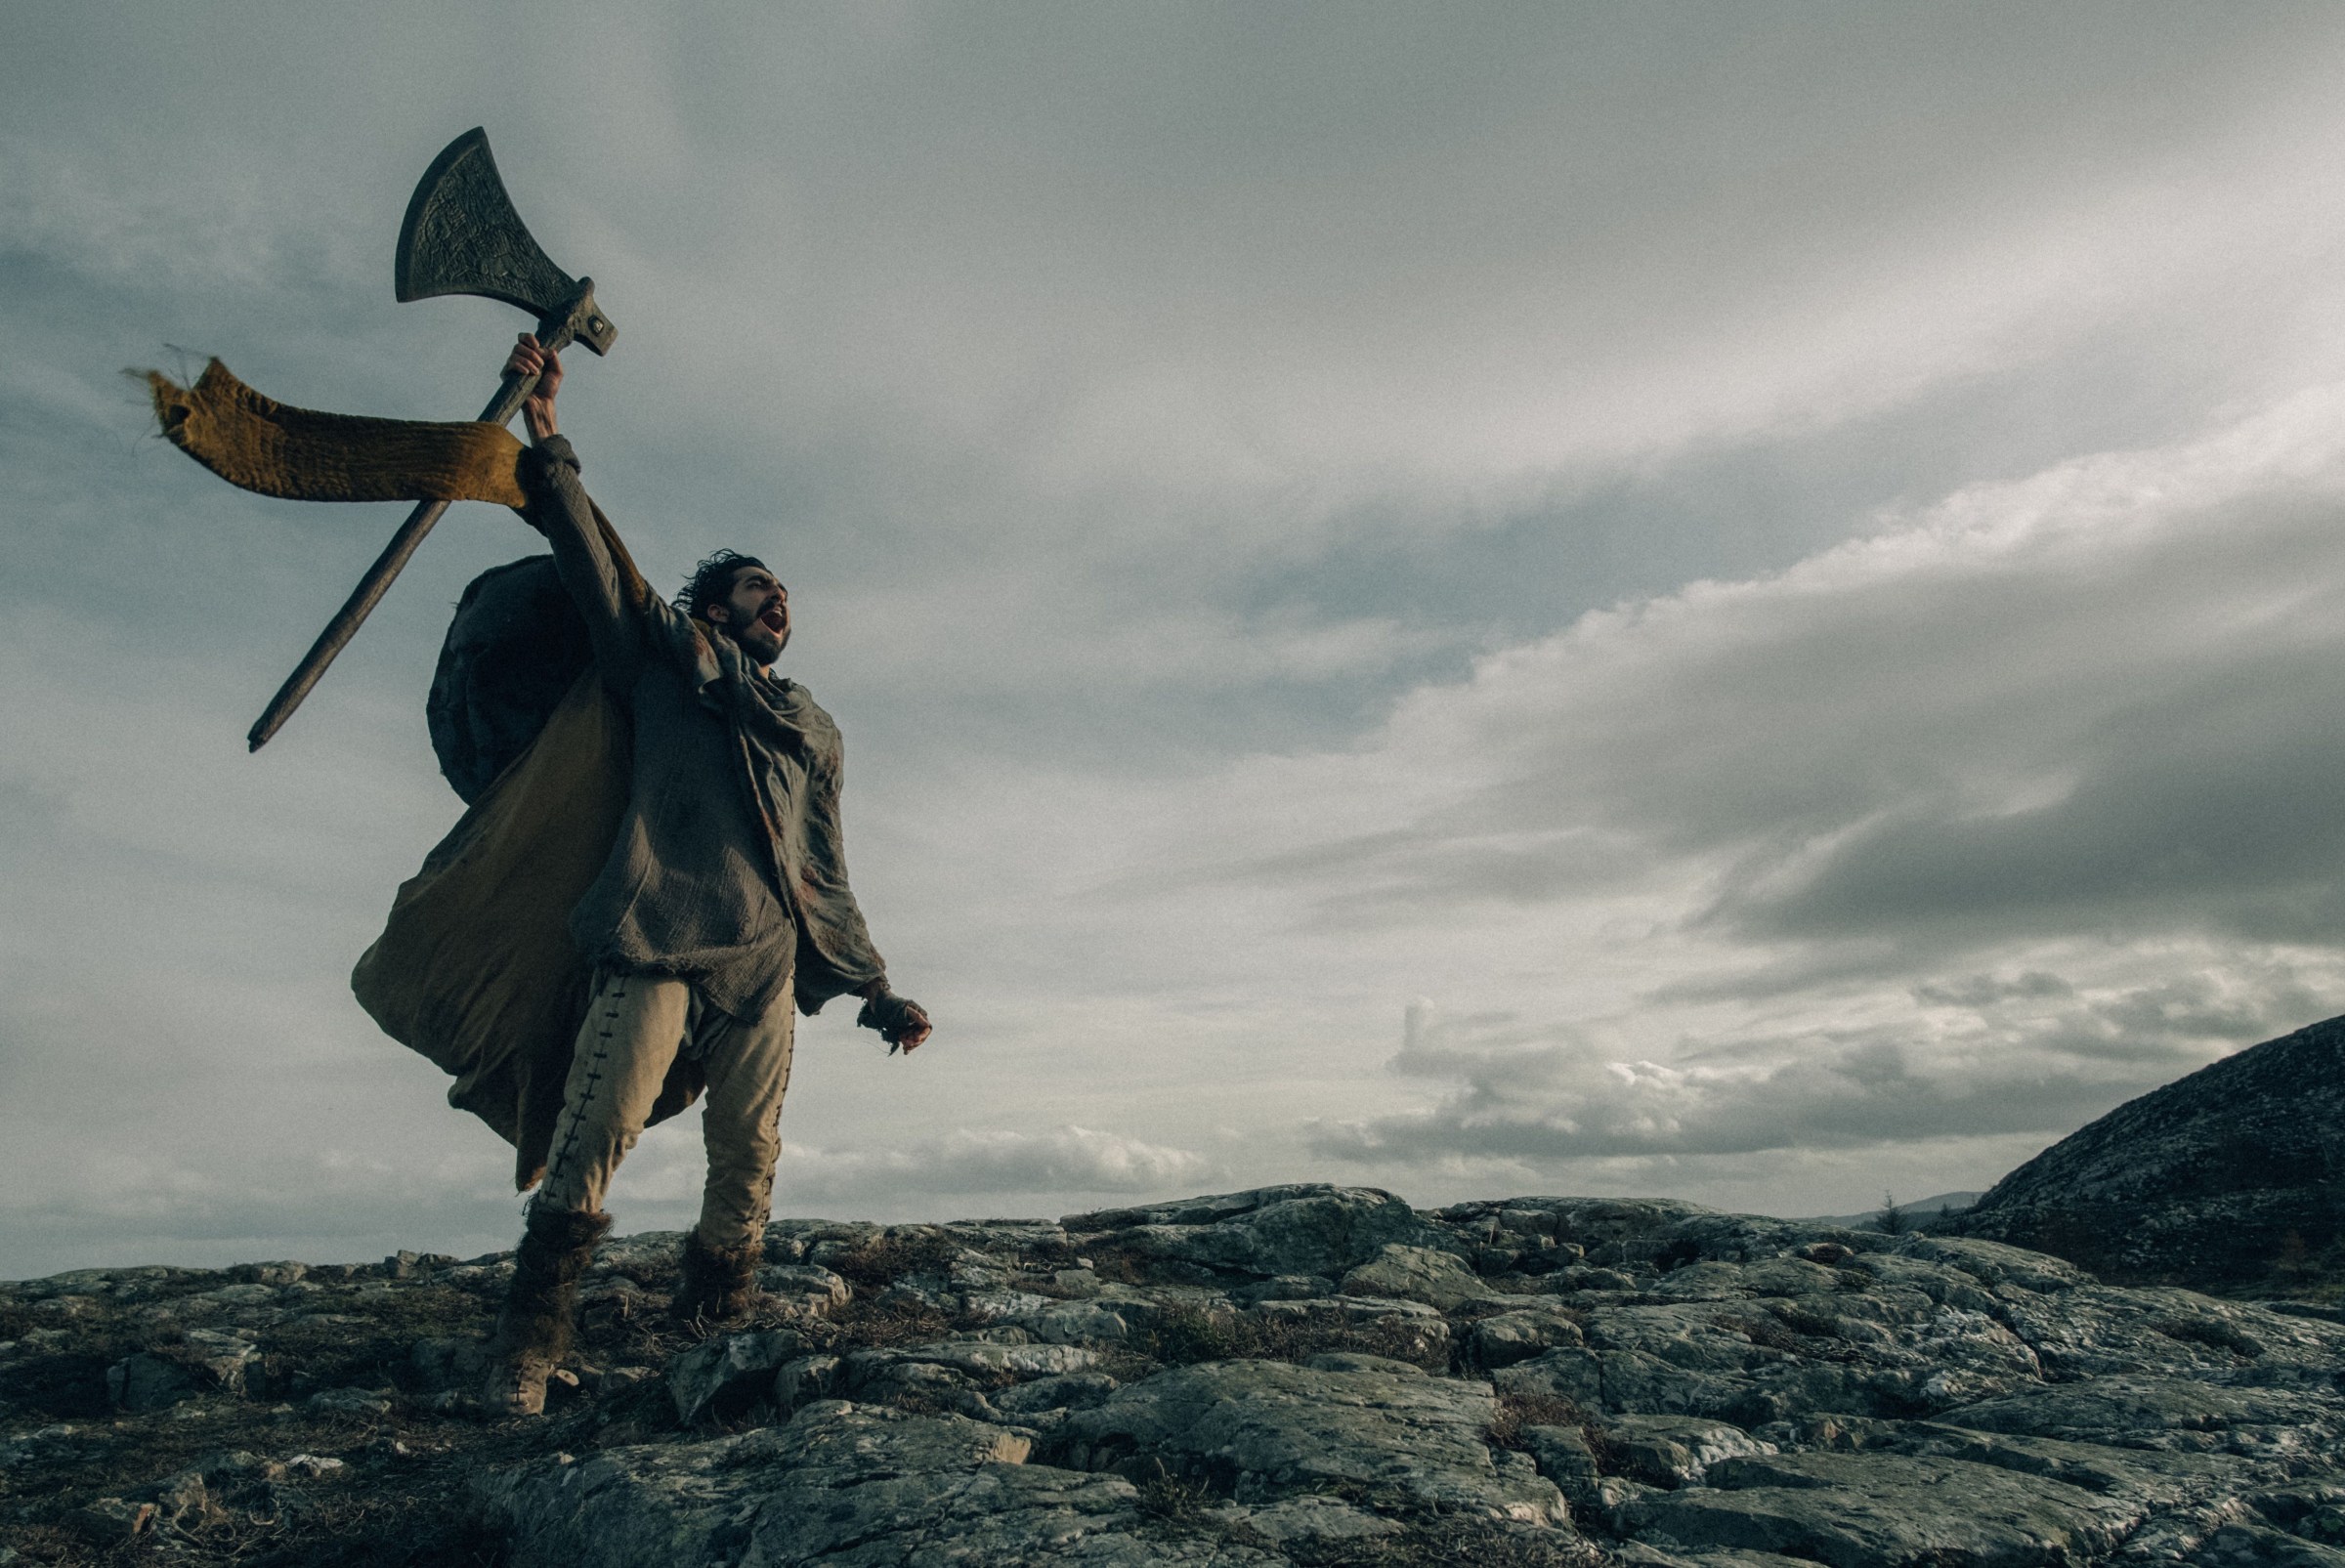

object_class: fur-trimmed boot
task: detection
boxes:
[483,1205,611,1418]
[669,1228,761,1328]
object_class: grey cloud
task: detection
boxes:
[0,1136,530,1284]
[1240,424,2345,977]
[1725,652,2345,949]
[2020,974,2317,1061]
[1315,1038,2129,1166]
[1314,969,2308,1169]
[753,1127,1212,1207]
[1912,972,2074,1008]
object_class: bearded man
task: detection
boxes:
[482,332,931,1417]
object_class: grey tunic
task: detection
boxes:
[519,435,886,1020]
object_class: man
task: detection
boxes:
[485,332,930,1417]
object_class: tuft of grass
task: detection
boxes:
[1284,1517,1604,1568]
[1081,1247,1158,1286]
[1483,1390,1620,1480]
[1483,1390,1588,1452]
[0,1266,585,1566]
[824,1230,962,1291]
[1446,1295,1543,1327]
[1131,1301,1251,1364]
[817,1291,957,1352]
[1130,1302,1448,1372]
[1133,1470,1217,1521]
[1715,1312,1804,1353]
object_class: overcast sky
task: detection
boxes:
[10,3,2345,1278]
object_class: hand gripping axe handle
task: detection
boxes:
[246,127,618,751]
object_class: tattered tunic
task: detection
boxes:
[521,435,885,1021]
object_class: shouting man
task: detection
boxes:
[484,332,931,1416]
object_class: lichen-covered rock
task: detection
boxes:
[10,1181,2345,1568]
[963,1289,1144,1345]
[1049,1358,1568,1524]
[477,1403,1285,1567]
[666,1328,804,1423]
[2190,1522,2345,1567]
[1250,1292,1456,1364]
[829,1338,1107,1420]
[1339,1243,1493,1309]
[1519,1422,1605,1513]
[590,1228,684,1274]
[993,1371,1120,1418]
[1935,1373,2345,1456]
[757,1262,851,1316]
[1065,1185,1434,1279]
[1623,1449,2142,1566]
[849,1338,1102,1384]
[1601,1415,1777,1488]
[302,1385,393,1417]
[176,1329,262,1394]
[409,1334,492,1393]
[105,1352,193,1412]
[1470,1307,1588,1369]
[1492,1243,2071,1428]
[65,1494,157,1543]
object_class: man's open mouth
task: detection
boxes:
[759,608,786,632]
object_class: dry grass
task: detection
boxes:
[821,1230,961,1291]
[0,1394,542,1567]
[1286,1521,1606,1568]
[0,1267,604,1566]
[1715,1311,1805,1353]
[1132,1301,1450,1372]
[1482,1390,1589,1452]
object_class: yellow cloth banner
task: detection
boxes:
[145,360,531,508]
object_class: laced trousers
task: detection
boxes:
[533,968,796,1251]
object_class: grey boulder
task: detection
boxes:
[1049,1358,1567,1524]
[479,1402,1284,1567]
[1065,1185,1433,1279]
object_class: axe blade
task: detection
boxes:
[246,129,620,753]
[395,127,617,355]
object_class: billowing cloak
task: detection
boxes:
[148,360,704,1188]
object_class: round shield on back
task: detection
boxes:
[427,555,595,803]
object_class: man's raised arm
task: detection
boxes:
[506,333,646,693]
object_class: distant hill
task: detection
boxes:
[1797,1191,1982,1231]
[1940,1013,2345,1294]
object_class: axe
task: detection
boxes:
[245,127,618,752]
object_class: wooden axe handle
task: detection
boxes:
[245,318,581,752]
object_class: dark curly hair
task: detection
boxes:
[680,549,774,620]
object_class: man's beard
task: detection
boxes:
[726,618,787,661]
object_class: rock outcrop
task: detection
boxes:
[5,1185,2345,1565]
[1943,1014,2345,1291]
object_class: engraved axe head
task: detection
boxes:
[394,127,617,355]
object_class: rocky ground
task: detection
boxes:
[6,1184,2345,1566]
